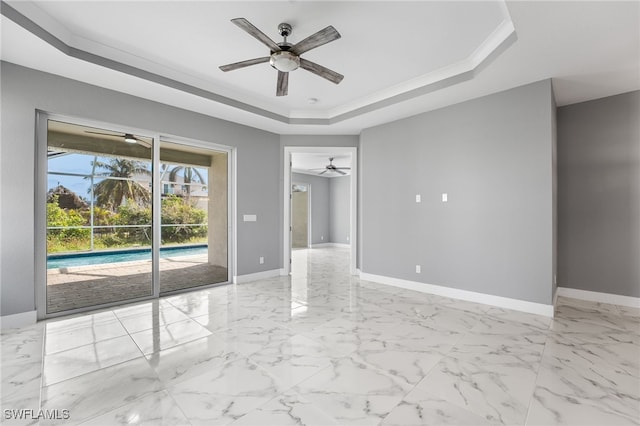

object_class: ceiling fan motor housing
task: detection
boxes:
[271,23,299,72]
[278,23,292,38]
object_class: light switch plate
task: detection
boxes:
[243,214,257,222]
[416,194,421,203]
[442,193,448,202]
[415,265,421,273]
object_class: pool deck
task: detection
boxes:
[47,255,228,313]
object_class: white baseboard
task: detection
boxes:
[359,272,554,317]
[311,243,350,248]
[1,310,37,330]
[557,287,640,308]
[233,269,281,284]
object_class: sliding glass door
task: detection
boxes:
[46,120,154,313]
[158,140,228,294]
[43,118,230,316]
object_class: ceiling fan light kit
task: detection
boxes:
[270,51,300,72]
[219,18,344,96]
[123,134,138,144]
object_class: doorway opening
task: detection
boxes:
[283,146,357,276]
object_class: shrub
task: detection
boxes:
[113,202,152,245]
[161,196,207,243]
[47,197,89,238]
[47,196,90,252]
[46,195,208,252]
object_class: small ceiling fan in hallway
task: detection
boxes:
[219,18,344,96]
[313,157,351,175]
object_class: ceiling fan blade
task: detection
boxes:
[86,130,151,148]
[231,18,281,52]
[134,137,152,149]
[290,25,341,55]
[276,71,289,97]
[335,169,347,175]
[299,59,344,85]
[219,57,270,72]
[85,131,121,137]
[334,167,351,170]
[319,169,328,175]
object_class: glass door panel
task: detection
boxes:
[46,120,153,314]
[159,141,228,294]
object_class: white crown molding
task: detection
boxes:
[315,19,516,120]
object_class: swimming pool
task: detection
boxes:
[47,245,208,269]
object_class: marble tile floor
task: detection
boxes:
[1,247,639,425]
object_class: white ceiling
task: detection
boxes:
[2,1,638,135]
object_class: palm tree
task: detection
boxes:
[91,159,151,209]
[168,165,205,202]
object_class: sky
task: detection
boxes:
[48,152,208,201]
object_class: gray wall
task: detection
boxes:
[557,91,640,297]
[1,61,281,317]
[360,80,555,305]
[330,176,351,244]
[291,173,330,245]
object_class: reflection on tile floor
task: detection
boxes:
[47,255,228,313]
[2,247,639,425]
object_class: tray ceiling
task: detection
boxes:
[1,1,638,134]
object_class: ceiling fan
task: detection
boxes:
[219,18,344,96]
[84,131,152,148]
[313,157,351,175]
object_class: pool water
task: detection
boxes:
[47,245,208,269]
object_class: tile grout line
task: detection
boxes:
[522,322,553,426]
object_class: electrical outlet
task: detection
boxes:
[321,236,324,241]
[415,265,421,274]
[347,236,350,241]
[416,194,421,203]
[259,256,264,264]
[442,193,448,202]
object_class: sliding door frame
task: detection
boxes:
[157,134,235,296]
[35,112,235,319]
